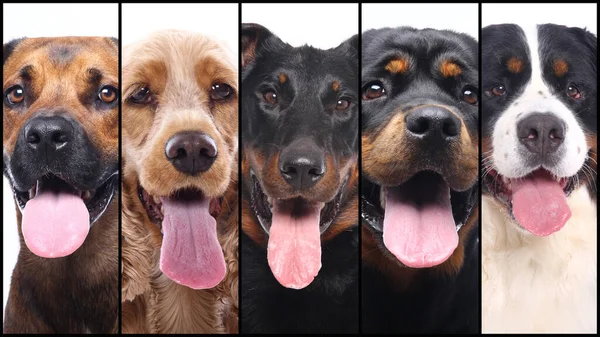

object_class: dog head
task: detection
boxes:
[241,23,359,288]
[361,27,479,271]
[481,24,597,236]
[122,30,238,289]
[3,37,119,258]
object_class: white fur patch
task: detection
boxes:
[482,187,597,332]
[491,25,588,179]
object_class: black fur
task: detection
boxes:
[240,23,359,333]
[3,38,25,64]
[361,27,480,333]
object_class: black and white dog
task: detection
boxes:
[481,24,597,332]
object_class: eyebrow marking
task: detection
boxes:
[87,68,103,84]
[279,73,287,84]
[19,65,33,80]
[385,58,409,74]
[507,57,523,74]
[553,59,568,77]
[332,81,340,91]
[440,60,462,77]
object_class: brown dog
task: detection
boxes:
[120,30,238,333]
[3,37,119,333]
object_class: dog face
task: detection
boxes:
[361,27,479,270]
[3,37,118,258]
[241,24,358,288]
[122,31,238,289]
[482,24,597,236]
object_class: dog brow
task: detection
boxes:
[87,68,103,84]
[19,65,33,80]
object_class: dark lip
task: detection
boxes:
[12,173,118,225]
[137,185,223,234]
[361,170,477,234]
[249,170,347,236]
[482,165,576,212]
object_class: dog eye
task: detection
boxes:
[130,87,152,104]
[362,82,386,100]
[98,86,118,104]
[263,90,278,105]
[210,83,233,101]
[462,86,478,105]
[335,98,351,111]
[5,86,25,105]
[566,84,581,99]
[491,85,506,97]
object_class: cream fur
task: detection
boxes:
[482,187,597,333]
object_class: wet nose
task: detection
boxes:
[165,131,217,175]
[24,115,74,160]
[279,146,325,190]
[405,106,461,142]
[517,113,565,155]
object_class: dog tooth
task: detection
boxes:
[153,196,160,204]
[380,187,386,209]
[82,190,92,201]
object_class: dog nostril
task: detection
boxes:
[27,132,41,144]
[442,120,459,137]
[308,167,323,177]
[52,132,68,144]
[409,117,429,134]
[527,129,538,140]
[176,148,187,159]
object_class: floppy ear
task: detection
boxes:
[241,23,275,68]
[4,38,25,65]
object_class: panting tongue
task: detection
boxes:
[160,197,226,289]
[511,170,571,236]
[383,175,458,268]
[22,191,90,258]
[267,200,323,289]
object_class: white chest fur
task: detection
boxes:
[482,187,597,333]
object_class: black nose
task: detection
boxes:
[517,113,565,155]
[405,106,461,141]
[279,146,325,190]
[24,116,74,159]
[165,131,217,175]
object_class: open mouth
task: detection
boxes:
[11,172,117,258]
[483,166,575,236]
[136,184,227,290]
[361,170,477,268]
[250,172,345,236]
[138,186,223,234]
[249,170,347,289]
[13,173,118,224]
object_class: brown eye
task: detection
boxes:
[362,82,386,100]
[130,86,152,104]
[210,83,233,101]
[491,85,506,97]
[566,85,581,99]
[462,86,478,105]
[263,90,278,104]
[336,98,351,111]
[99,86,118,103]
[5,86,24,105]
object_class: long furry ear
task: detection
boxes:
[241,23,275,68]
[4,38,25,64]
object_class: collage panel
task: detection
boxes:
[240,3,359,334]
[3,3,119,333]
[361,3,480,333]
[120,3,239,334]
[481,3,597,333]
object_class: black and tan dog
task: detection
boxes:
[3,37,119,333]
[361,27,480,333]
[240,24,359,333]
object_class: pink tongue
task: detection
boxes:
[511,171,571,236]
[159,197,226,289]
[383,182,458,268]
[267,201,322,289]
[22,192,90,258]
